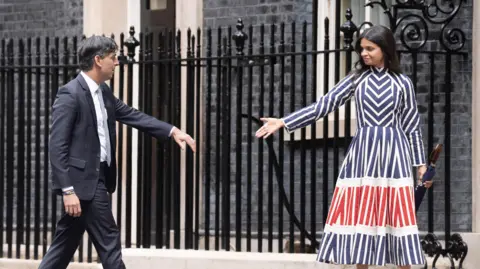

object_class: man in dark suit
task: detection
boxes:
[38,36,195,269]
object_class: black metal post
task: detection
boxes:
[221,26,232,251]
[278,21,286,253]
[6,39,14,258]
[322,17,330,226]
[25,37,33,259]
[185,28,194,249]
[214,27,222,251]
[299,21,307,252]
[164,30,174,249]
[155,31,166,249]
[33,37,41,260]
[257,24,265,253]
[194,27,202,250]
[116,32,125,242]
[136,31,145,248]
[310,0,319,249]
[173,29,182,249]
[16,39,26,259]
[332,0,341,187]
[267,23,276,252]
[144,33,154,248]
[0,39,5,258]
[123,26,140,248]
[427,53,435,233]
[50,37,59,245]
[246,24,254,252]
[288,21,296,253]
[232,18,247,252]
[444,53,468,269]
[42,37,50,258]
[340,8,357,152]
[204,27,212,250]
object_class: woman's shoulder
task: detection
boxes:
[388,71,413,88]
[398,72,414,88]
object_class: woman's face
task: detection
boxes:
[360,38,384,68]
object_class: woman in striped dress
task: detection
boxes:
[255,25,427,269]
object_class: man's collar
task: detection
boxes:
[80,71,100,94]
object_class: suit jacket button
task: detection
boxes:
[96,168,99,172]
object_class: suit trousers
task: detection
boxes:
[38,163,125,269]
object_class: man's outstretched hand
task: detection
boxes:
[171,127,196,152]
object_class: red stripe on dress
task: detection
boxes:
[393,187,405,227]
[378,186,387,227]
[341,188,347,225]
[359,185,369,225]
[405,186,417,225]
[364,185,374,226]
[399,186,410,226]
[388,186,394,227]
[354,186,361,226]
[369,186,377,227]
[346,187,353,226]
[327,187,341,224]
[328,188,346,225]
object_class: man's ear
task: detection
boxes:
[93,55,102,68]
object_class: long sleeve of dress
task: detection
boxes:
[401,75,426,166]
[282,74,355,133]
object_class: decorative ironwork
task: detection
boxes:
[340,8,358,50]
[364,0,395,30]
[421,233,443,269]
[446,233,469,269]
[124,26,140,62]
[232,19,275,67]
[356,21,374,39]
[396,13,429,51]
[232,18,248,56]
[365,0,466,51]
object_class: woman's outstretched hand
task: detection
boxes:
[255,117,285,139]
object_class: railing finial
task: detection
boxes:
[124,26,140,62]
[340,8,358,50]
[232,18,248,56]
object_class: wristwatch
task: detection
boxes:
[63,189,75,196]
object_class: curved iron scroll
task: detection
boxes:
[421,233,443,269]
[241,114,321,249]
[447,233,468,269]
[365,0,466,52]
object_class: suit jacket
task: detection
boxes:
[49,74,173,201]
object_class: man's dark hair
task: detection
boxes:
[78,35,118,71]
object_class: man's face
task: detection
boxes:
[95,52,119,81]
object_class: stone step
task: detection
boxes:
[0,251,462,269]
[123,248,459,269]
[0,258,101,269]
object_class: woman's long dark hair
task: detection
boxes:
[352,25,401,76]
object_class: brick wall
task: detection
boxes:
[0,0,82,39]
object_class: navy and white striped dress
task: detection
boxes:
[283,67,426,266]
